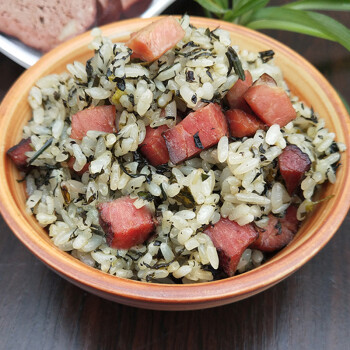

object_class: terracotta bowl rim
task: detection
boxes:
[0,16,349,307]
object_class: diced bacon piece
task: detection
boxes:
[226,70,253,112]
[139,125,170,166]
[126,16,185,62]
[204,217,258,277]
[67,157,90,175]
[163,103,229,164]
[225,109,265,138]
[70,105,117,140]
[244,74,296,127]
[250,206,300,252]
[6,138,32,170]
[278,145,311,195]
[98,197,155,249]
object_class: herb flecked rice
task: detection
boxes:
[21,15,345,283]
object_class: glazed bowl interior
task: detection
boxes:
[0,17,349,310]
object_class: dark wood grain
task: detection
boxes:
[0,1,349,349]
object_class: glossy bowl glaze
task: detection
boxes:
[0,17,349,310]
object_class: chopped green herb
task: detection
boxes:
[305,195,335,212]
[137,191,155,202]
[28,138,53,165]
[274,221,282,235]
[259,49,275,63]
[191,94,198,104]
[193,132,204,149]
[201,173,210,181]
[174,187,196,208]
[61,184,71,204]
[226,46,245,80]
[186,70,195,82]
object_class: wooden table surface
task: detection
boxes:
[0,1,349,349]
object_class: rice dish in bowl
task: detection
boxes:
[2,16,348,293]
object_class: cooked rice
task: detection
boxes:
[20,15,345,283]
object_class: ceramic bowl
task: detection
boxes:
[0,17,349,311]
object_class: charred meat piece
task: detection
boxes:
[139,125,170,167]
[7,138,32,170]
[98,196,155,249]
[250,205,300,252]
[163,103,228,164]
[244,73,296,127]
[278,145,311,195]
[70,105,117,140]
[204,217,258,276]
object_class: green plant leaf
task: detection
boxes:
[247,19,334,39]
[215,0,229,9]
[283,0,350,11]
[231,0,270,18]
[194,0,228,14]
[245,7,350,50]
[233,0,251,9]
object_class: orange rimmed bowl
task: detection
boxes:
[0,17,349,310]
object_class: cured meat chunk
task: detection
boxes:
[204,217,258,277]
[7,138,32,170]
[70,105,117,140]
[163,103,228,164]
[250,206,299,252]
[98,197,155,249]
[139,125,170,166]
[278,145,311,195]
[244,74,296,127]
[225,109,265,138]
[225,70,253,112]
[126,16,185,62]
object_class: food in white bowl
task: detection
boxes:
[7,15,345,284]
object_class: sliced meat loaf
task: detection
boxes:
[0,0,97,52]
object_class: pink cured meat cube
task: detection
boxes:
[244,76,296,127]
[250,206,300,252]
[225,109,265,138]
[226,70,253,112]
[126,16,185,62]
[6,138,33,170]
[70,105,117,140]
[98,197,155,249]
[163,103,229,164]
[139,125,170,166]
[204,217,258,277]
